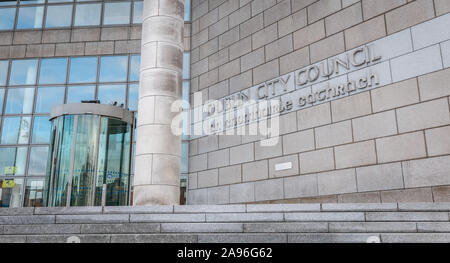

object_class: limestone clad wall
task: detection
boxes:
[187,0,450,204]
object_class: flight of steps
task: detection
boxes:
[1,203,450,243]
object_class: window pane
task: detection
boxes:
[133,1,142,24]
[20,0,45,4]
[69,57,97,83]
[182,80,190,104]
[1,116,31,144]
[66,85,95,103]
[48,0,73,3]
[104,2,130,25]
[23,179,45,208]
[28,146,48,175]
[98,84,125,105]
[181,142,189,173]
[32,116,51,144]
[5,88,34,114]
[35,86,65,113]
[0,178,24,208]
[17,6,44,29]
[129,55,140,81]
[39,58,67,84]
[184,0,191,21]
[0,88,4,112]
[0,60,7,86]
[128,84,138,111]
[183,52,190,79]
[9,59,38,85]
[0,1,17,6]
[45,5,72,28]
[0,8,16,30]
[0,147,27,176]
[74,3,101,26]
[99,56,128,82]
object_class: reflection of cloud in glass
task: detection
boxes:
[104,2,130,25]
[69,57,97,83]
[45,5,72,28]
[10,59,38,85]
[67,85,95,103]
[0,8,15,30]
[35,86,64,113]
[100,56,128,82]
[29,147,49,175]
[32,116,51,144]
[0,147,28,176]
[75,3,101,26]
[98,84,126,105]
[5,88,35,114]
[17,6,44,29]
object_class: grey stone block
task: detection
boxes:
[288,233,379,243]
[174,205,245,213]
[161,223,243,233]
[0,32,13,45]
[4,224,81,235]
[246,204,321,213]
[198,234,287,243]
[366,212,450,222]
[13,31,42,45]
[101,27,129,41]
[56,214,129,224]
[0,215,55,225]
[0,236,26,243]
[285,212,365,222]
[329,222,417,233]
[321,203,398,212]
[42,29,71,43]
[398,203,450,211]
[26,235,111,243]
[244,223,328,233]
[130,213,205,223]
[103,206,173,214]
[381,233,450,243]
[417,222,450,233]
[0,208,34,216]
[35,207,102,215]
[111,234,197,243]
[206,213,284,222]
[254,179,284,202]
[81,223,161,234]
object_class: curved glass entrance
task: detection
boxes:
[44,103,133,207]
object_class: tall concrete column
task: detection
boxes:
[134,0,184,205]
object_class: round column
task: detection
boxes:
[134,0,184,205]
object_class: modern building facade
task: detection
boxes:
[0,0,450,208]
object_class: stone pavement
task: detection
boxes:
[1,203,450,243]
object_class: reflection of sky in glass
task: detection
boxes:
[104,2,130,25]
[67,85,95,103]
[184,0,191,21]
[45,5,72,28]
[0,147,27,176]
[0,61,8,86]
[0,1,18,6]
[98,84,125,105]
[133,1,142,24]
[69,57,97,83]
[35,86,64,113]
[181,142,188,173]
[0,89,4,111]
[1,116,31,144]
[19,0,45,5]
[74,3,101,26]
[182,80,190,103]
[128,84,138,111]
[17,6,44,29]
[48,0,73,3]
[5,88,35,114]
[183,52,190,79]
[129,55,140,81]
[99,56,128,82]
[32,116,51,144]
[39,58,67,84]
[0,8,15,30]
[9,59,38,85]
[28,147,48,175]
